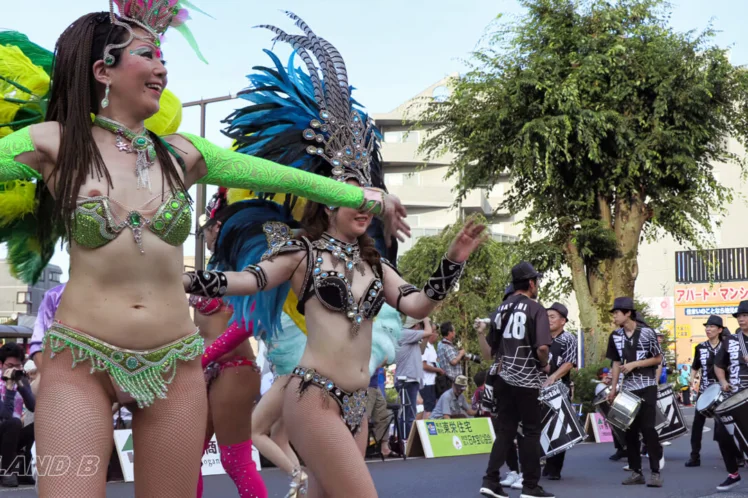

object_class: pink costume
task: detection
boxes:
[192,297,265,498]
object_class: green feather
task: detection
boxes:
[0,31,53,75]
[173,24,208,64]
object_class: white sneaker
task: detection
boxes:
[500,471,520,487]
[662,441,672,446]
[511,475,524,490]
[660,455,665,470]
[623,465,632,471]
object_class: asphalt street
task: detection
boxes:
[4,407,748,497]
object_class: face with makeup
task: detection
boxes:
[93,27,168,122]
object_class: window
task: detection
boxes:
[16,292,31,305]
[49,272,61,283]
[383,131,419,144]
[386,173,404,186]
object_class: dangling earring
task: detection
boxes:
[101,83,110,109]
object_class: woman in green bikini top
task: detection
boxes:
[0,4,409,498]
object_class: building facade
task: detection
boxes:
[373,76,520,255]
[0,260,63,323]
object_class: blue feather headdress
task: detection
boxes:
[213,13,399,372]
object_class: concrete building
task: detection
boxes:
[0,260,63,324]
[373,76,520,254]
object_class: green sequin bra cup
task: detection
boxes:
[180,133,368,210]
[0,128,43,182]
[43,322,204,408]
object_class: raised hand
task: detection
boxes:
[383,193,411,246]
[446,220,488,263]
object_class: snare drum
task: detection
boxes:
[696,384,726,418]
[607,390,642,431]
[657,384,688,442]
[715,388,748,448]
[592,385,627,448]
[538,382,585,458]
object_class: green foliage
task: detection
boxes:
[571,361,609,417]
[418,0,748,361]
[398,214,517,360]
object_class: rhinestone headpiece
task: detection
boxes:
[104,0,209,66]
[258,12,378,188]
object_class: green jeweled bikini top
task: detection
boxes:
[73,190,191,253]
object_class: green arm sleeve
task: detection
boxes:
[180,132,367,210]
[0,128,42,182]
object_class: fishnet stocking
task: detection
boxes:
[35,347,116,497]
[130,357,207,498]
[283,378,375,498]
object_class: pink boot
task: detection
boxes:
[220,439,268,498]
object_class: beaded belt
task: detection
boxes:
[204,357,260,387]
[291,366,368,434]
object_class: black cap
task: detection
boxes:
[547,302,568,320]
[704,315,724,328]
[511,261,541,284]
[610,297,636,313]
[503,283,515,301]
[733,300,748,318]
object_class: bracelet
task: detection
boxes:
[424,254,465,302]
[359,187,385,216]
[242,264,268,290]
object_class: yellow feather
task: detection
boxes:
[0,45,49,138]
[145,89,183,136]
[283,290,308,334]
[0,180,36,226]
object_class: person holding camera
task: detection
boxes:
[436,322,465,397]
[475,261,554,498]
[395,316,436,439]
[0,343,36,487]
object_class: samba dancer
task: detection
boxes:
[713,301,748,491]
[541,303,578,481]
[606,297,664,487]
[182,14,486,497]
[0,4,408,496]
[686,315,729,467]
[193,189,265,498]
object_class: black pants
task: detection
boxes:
[625,386,662,474]
[484,377,542,488]
[690,409,707,460]
[0,418,23,474]
[715,420,741,474]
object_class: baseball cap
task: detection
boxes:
[511,261,541,284]
[402,316,423,329]
[602,367,610,373]
[454,375,468,389]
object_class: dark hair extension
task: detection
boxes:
[39,12,186,244]
[298,201,382,276]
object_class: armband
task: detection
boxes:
[424,255,465,302]
[396,284,420,312]
[0,128,42,183]
[184,270,227,298]
[243,264,268,290]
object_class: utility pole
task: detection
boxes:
[182,94,236,270]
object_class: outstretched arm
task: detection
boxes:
[382,220,487,318]
[167,133,410,244]
[0,127,44,182]
[183,250,305,298]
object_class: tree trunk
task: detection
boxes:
[566,194,650,364]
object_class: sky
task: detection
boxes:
[2,0,747,281]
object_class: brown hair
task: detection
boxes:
[39,12,186,243]
[299,202,382,276]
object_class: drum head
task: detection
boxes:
[716,388,748,415]
[697,384,722,411]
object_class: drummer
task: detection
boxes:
[687,315,728,467]
[541,303,578,481]
[713,301,748,491]
[606,297,664,488]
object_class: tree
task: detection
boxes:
[418,0,748,362]
[397,215,518,364]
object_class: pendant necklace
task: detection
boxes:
[93,116,156,191]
